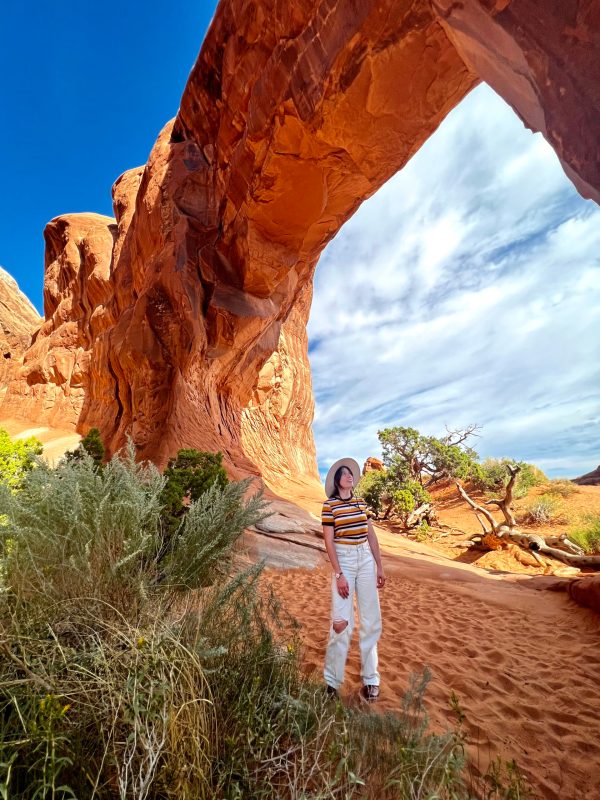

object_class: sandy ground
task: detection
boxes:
[0,417,80,463]
[262,522,600,800]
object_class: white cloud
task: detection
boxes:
[308,84,600,479]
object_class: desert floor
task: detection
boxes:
[260,501,600,800]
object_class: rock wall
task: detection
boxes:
[0,214,116,428]
[80,0,478,491]
[5,0,600,500]
[0,267,41,396]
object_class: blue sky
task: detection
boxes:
[0,1,214,310]
[309,85,600,479]
[1,5,598,478]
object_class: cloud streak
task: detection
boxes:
[308,85,600,479]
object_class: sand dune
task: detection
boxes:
[264,535,600,800]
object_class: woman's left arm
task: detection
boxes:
[366,519,386,588]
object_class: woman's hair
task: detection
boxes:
[330,465,353,499]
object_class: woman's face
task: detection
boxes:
[339,467,354,491]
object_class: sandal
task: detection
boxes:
[359,685,380,703]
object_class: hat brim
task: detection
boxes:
[324,457,361,498]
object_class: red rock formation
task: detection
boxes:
[363,457,384,474]
[567,575,600,615]
[573,466,600,486]
[433,0,600,203]
[0,267,41,395]
[7,0,600,502]
[240,281,322,497]
[0,214,116,428]
[80,0,478,490]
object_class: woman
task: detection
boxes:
[321,457,386,702]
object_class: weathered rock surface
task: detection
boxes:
[433,0,600,203]
[363,457,384,474]
[0,267,41,394]
[567,575,600,614]
[573,465,600,486]
[6,0,600,502]
[0,214,116,428]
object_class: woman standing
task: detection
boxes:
[321,457,386,702]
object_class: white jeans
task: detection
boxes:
[324,542,382,689]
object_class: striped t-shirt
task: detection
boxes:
[321,496,372,545]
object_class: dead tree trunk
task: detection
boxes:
[456,466,600,570]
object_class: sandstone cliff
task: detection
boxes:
[0,267,41,396]
[574,466,600,486]
[1,214,116,428]
[4,0,599,502]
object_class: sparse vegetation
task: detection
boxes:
[471,458,546,499]
[568,514,600,554]
[523,493,560,525]
[546,478,579,498]
[0,441,532,799]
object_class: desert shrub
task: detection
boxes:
[64,426,106,468]
[0,427,43,491]
[358,469,430,526]
[546,478,579,498]
[568,514,600,554]
[0,443,264,628]
[161,449,228,534]
[0,443,525,799]
[356,469,388,518]
[471,458,546,499]
[523,493,559,525]
[413,520,433,542]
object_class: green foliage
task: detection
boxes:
[0,443,265,628]
[523,493,560,525]
[568,514,600,554]
[161,449,228,535]
[0,428,43,491]
[356,470,388,517]
[471,458,546,499]
[414,520,433,542]
[378,425,479,487]
[357,470,430,525]
[79,426,105,465]
[0,442,527,799]
[63,427,105,470]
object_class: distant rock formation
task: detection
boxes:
[3,0,600,501]
[1,214,116,429]
[0,267,41,397]
[573,466,600,486]
[363,457,384,474]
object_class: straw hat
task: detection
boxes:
[324,457,361,498]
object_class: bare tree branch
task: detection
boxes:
[455,481,498,530]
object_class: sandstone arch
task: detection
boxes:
[5,0,599,500]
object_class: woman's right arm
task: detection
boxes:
[323,525,349,599]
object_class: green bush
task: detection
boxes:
[523,493,559,525]
[0,427,43,491]
[568,514,600,554]
[161,449,228,534]
[65,426,105,467]
[0,445,527,799]
[356,470,389,518]
[471,458,546,499]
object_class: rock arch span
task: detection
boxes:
[4,0,599,500]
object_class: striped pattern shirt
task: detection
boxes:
[321,496,372,545]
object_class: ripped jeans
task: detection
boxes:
[324,542,382,690]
